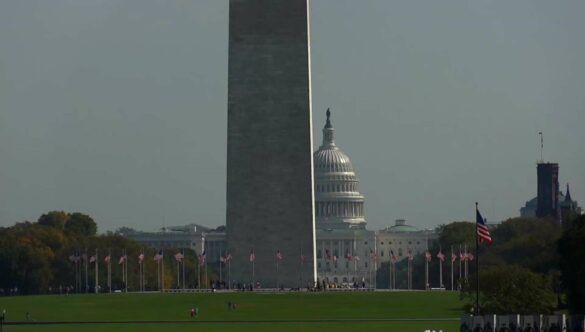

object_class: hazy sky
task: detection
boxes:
[1,0,584,232]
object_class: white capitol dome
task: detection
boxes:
[314,109,366,229]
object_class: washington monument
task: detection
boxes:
[225,0,316,288]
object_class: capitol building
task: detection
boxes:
[126,109,436,288]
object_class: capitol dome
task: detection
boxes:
[314,109,366,229]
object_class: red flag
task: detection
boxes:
[154,250,163,262]
[390,250,397,264]
[89,255,96,263]
[437,251,445,262]
[138,253,145,264]
[451,253,457,263]
[276,250,283,260]
[174,252,184,262]
[425,250,432,262]
[198,250,207,266]
[407,250,414,261]
[104,255,111,263]
[118,255,126,265]
[249,250,255,262]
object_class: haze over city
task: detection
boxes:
[1,0,584,232]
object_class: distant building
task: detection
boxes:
[313,110,375,285]
[536,162,560,221]
[376,219,436,260]
[520,162,581,222]
[124,223,225,263]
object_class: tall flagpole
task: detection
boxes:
[475,202,480,315]
[439,249,443,289]
[451,246,454,291]
[95,248,99,294]
[182,249,185,289]
[219,251,223,286]
[161,249,165,291]
[85,249,89,293]
[108,249,112,293]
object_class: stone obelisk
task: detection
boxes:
[226,0,316,288]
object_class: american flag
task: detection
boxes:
[276,250,283,260]
[174,252,184,262]
[219,255,226,263]
[369,250,377,261]
[226,253,232,261]
[437,250,445,262]
[198,250,207,266]
[467,253,475,261]
[333,255,338,262]
[390,250,397,264]
[249,250,255,262]
[451,252,457,263]
[354,256,360,261]
[345,253,353,261]
[425,250,432,262]
[89,255,97,263]
[69,253,80,263]
[154,250,163,262]
[104,255,111,263]
[118,255,126,265]
[407,250,414,261]
[138,253,145,264]
[476,206,493,244]
[325,249,331,260]
[459,250,465,261]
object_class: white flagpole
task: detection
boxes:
[95,248,99,294]
[459,244,462,287]
[108,249,112,293]
[161,249,165,291]
[439,255,443,289]
[219,251,223,286]
[228,254,231,289]
[181,251,185,289]
[451,246,454,291]
[176,255,180,289]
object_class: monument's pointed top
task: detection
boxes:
[324,108,333,129]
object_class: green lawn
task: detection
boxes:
[0,291,464,331]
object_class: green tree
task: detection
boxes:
[65,212,97,236]
[483,217,562,274]
[38,211,68,229]
[463,265,555,314]
[558,215,585,313]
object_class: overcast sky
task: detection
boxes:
[1,0,583,232]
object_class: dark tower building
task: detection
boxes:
[536,162,560,221]
[225,0,316,287]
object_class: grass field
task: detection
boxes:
[0,291,464,331]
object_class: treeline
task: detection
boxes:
[439,215,584,314]
[0,211,211,295]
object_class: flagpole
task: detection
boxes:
[161,249,165,291]
[475,202,480,315]
[439,249,443,289]
[85,249,88,293]
[219,251,223,286]
[95,248,99,294]
[198,259,201,289]
[451,246,454,291]
[459,244,462,287]
[108,249,112,293]
[425,255,429,290]
[276,252,279,289]
[228,254,231,289]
